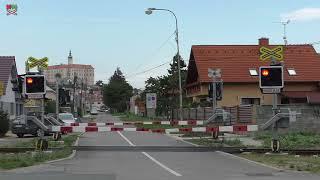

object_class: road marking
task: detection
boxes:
[117,131,135,146]
[216,151,283,171]
[117,131,182,177]
[141,151,182,176]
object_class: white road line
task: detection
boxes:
[116,131,182,177]
[216,151,283,171]
[141,152,182,177]
[117,131,135,146]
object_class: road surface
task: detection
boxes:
[1,113,320,180]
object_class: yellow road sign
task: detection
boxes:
[27,57,49,69]
[0,81,4,96]
[259,46,283,62]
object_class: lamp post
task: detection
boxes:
[145,8,183,121]
[55,73,61,118]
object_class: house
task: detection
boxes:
[0,56,23,120]
[186,38,320,106]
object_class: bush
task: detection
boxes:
[0,110,9,137]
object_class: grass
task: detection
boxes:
[0,133,79,170]
[186,138,244,147]
[240,153,320,173]
[117,113,162,122]
[254,131,320,149]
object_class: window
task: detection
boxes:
[10,103,14,115]
[287,68,297,76]
[249,69,258,76]
[241,98,260,105]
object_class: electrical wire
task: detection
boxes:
[132,31,176,72]
[126,60,171,79]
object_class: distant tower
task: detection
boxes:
[68,50,73,64]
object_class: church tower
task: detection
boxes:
[68,50,73,64]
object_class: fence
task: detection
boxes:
[171,105,253,124]
[256,104,320,132]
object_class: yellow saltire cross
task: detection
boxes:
[259,46,284,62]
[27,57,49,69]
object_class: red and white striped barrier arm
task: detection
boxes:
[65,120,204,127]
[51,125,258,133]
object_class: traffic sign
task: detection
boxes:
[261,88,281,94]
[259,46,283,62]
[259,66,283,89]
[0,81,4,96]
[27,57,49,70]
[146,93,157,109]
[24,75,46,95]
[27,94,44,99]
[208,68,221,78]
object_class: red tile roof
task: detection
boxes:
[0,56,16,95]
[48,64,94,70]
[187,39,320,84]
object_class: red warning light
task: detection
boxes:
[262,69,269,76]
[27,78,33,84]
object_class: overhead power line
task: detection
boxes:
[126,60,171,79]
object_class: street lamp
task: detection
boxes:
[145,8,184,121]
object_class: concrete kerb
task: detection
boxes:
[166,131,283,171]
[0,133,84,172]
[45,132,83,164]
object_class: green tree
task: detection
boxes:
[103,67,133,112]
[45,100,56,114]
[0,110,9,137]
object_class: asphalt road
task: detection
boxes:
[1,113,320,180]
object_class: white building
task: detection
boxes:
[0,56,23,120]
[44,51,95,86]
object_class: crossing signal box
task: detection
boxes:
[259,66,283,89]
[24,75,46,95]
[208,81,223,101]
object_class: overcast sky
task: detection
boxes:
[0,0,319,88]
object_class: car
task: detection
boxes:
[90,108,98,115]
[58,113,77,124]
[11,117,52,138]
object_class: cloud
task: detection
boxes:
[281,8,320,21]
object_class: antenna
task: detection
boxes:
[273,20,290,45]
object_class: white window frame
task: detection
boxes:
[249,69,258,76]
[287,68,297,76]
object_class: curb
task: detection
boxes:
[46,132,83,164]
[167,133,283,172]
[0,133,84,172]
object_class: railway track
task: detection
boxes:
[1,146,319,155]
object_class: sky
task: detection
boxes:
[0,0,319,88]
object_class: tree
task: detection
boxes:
[95,80,104,87]
[45,100,56,114]
[0,110,9,137]
[103,67,133,112]
[142,54,188,118]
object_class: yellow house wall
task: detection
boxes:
[193,82,318,106]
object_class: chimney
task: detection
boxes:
[259,38,269,46]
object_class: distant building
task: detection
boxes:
[87,86,104,109]
[44,51,94,86]
[186,38,320,106]
[0,56,23,120]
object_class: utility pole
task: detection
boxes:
[80,80,84,117]
[55,73,61,118]
[73,75,78,117]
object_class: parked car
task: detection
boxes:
[90,108,98,115]
[11,117,52,138]
[58,113,77,124]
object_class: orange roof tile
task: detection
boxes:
[187,39,320,84]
